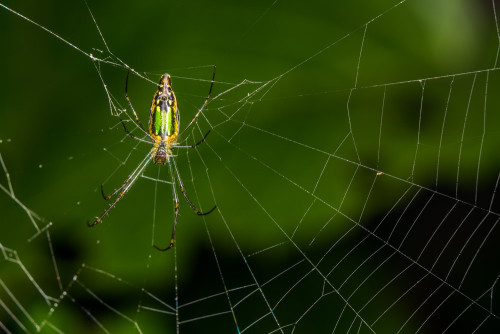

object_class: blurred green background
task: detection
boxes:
[1,0,499,333]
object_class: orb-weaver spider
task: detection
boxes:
[88,66,217,251]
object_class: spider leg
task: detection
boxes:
[153,163,180,251]
[171,157,217,216]
[88,150,152,227]
[179,66,216,137]
[120,118,140,140]
[173,130,211,149]
[120,118,153,144]
[100,146,157,200]
[125,69,148,133]
[101,183,122,200]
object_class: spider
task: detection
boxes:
[87,66,217,251]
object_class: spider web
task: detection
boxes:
[1,0,500,333]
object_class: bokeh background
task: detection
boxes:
[1,0,499,333]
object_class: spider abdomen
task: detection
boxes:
[149,74,179,143]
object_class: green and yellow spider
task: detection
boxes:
[88,66,217,251]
